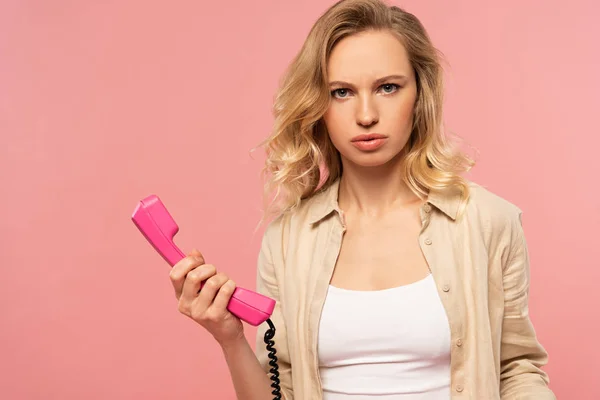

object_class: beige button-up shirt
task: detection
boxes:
[255,178,555,399]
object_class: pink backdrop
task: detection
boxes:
[1,0,598,398]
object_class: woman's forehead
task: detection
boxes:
[327,31,412,81]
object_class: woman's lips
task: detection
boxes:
[350,133,388,151]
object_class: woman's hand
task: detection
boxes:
[169,249,244,347]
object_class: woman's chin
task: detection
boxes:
[343,151,401,169]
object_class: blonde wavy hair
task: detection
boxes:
[256,0,475,223]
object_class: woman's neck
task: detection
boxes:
[337,155,422,217]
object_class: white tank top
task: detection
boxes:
[317,274,452,399]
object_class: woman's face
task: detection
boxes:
[322,29,418,168]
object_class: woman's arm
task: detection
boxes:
[254,224,294,399]
[216,223,293,400]
[220,335,279,400]
[499,212,556,399]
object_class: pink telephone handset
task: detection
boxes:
[131,195,276,326]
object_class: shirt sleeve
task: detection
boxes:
[254,224,294,400]
[499,211,556,399]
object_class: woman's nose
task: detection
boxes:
[356,97,379,127]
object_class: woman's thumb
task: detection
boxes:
[188,248,204,260]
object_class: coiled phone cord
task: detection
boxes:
[263,318,281,400]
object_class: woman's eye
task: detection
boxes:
[381,84,399,93]
[331,84,399,98]
[331,88,349,98]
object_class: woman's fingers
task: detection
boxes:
[191,272,226,307]
[210,279,236,313]
[168,255,244,344]
[169,250,205,299]
[191,274,235,323]
[180,263,217,303]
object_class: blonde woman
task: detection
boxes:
[168,0,555,399]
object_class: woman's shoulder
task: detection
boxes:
[461,179,525,233]
[265,183,337,231]
[466,180,522,214]
[260,184,337,251]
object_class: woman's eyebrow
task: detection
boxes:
[328,74,408,87]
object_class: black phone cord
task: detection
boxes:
[263,318,281,400]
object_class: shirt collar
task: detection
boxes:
[307,178,342,225]
[307,177,461,224]
[426,186,461,220]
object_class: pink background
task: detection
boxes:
[1,0,598,398]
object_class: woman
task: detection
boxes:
[169,0,555,399]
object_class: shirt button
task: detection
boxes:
[456,339,463,347]
[424,238,432,245]
[442,284,450,292]
[456,385,464,392]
